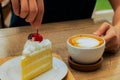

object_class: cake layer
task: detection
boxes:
[22,54,52,75]
[21,49,52,67]
[21,49,52,80]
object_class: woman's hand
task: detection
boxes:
[11,0,44,29]
[93,22,120,53]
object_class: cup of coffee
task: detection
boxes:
[67,34,105,64]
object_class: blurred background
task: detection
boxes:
[0,0,114,28]
[92,0,114,23]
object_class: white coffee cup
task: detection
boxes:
[67,34,105,64]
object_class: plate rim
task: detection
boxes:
[0,56,68,80]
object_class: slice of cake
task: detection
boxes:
[21,33,52,80]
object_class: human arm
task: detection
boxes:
[93,0,120,53]
[11,0,44,29]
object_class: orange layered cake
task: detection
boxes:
[21,33,52,80]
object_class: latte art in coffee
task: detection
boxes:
[76,37,99,48]
[69,35,104,48]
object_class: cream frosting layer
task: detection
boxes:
[23,39,52,55]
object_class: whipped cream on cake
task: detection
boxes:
[23,39,52,55]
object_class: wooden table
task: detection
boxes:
[0,19,120,80]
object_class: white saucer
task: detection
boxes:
[0,57,68,80]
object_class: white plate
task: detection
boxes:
[0,57,68,80]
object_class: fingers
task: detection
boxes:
[19,0,29,18]
[93,22,111,36]
[11,0,44,28]
[104,28,117,42]
[104,27,120,53]
[30,0,44,28]
[11,0,20,16]
[93,22,120,53]
[25,0,38,22]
